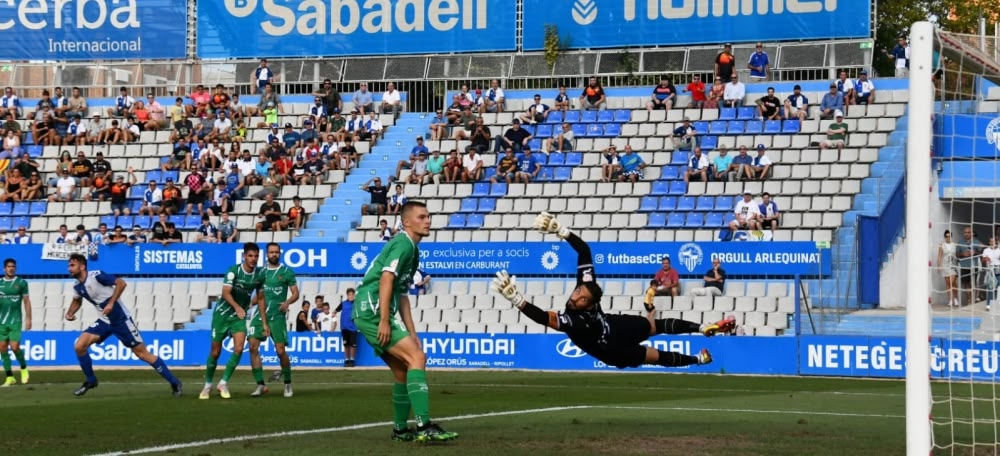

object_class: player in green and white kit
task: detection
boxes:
[248,242,299,398]
[0,258,31,387]
[200,243,265,400]
[354,201,458,443]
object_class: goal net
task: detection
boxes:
[913,21,1000,455]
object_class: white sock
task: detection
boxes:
[218,380,227,386]
[203,382,212,389]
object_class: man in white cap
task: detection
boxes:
[820,111,849,152]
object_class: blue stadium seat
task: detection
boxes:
[581,110,598,123]
[459,198,478,213]
[553,167,572,182]
[134,216,154,230]
[23,132,33,145]
[693,121,710,133]
[536,167,554,182]
[647,212,666,228]
[490,183,508,196]
[11,216,27,231]
[26,145,43,158]
[547,111,563,124]
[164,171,179,182]
[585,124,603,137]
[159,156,170,166]
[639,196,659,212]
[676,196,696,211]
[709,121,728,134]
[183,215,201,230]
[168,215,185,228]
[598,110,614,122]
[705,212,725,227]
[130,186,145,198]
[472,182,490,197]
[727,121,745,135]
[744,120,763,134]
[666,213,685,227]
[696,196,715,211]
[0,216,15,230]
[482,168,497,181]
[117,215,136,230]
[28,201,47,215]
[614,109,631,122]
[477,198,497,213]
[763,120,782,133]
[447,214,466,228]
[571,123,587,137]
[738,107,757,119]
[128,200,143,214]
[564,111,581,123]
[685,213,705,227]
[12,202,28,215]
[782,120,801,133]
[650,181,670,196]
[466,213,484,228]
[528,138,543,150]
[604,123,622,137]
[535,124,553,138]
[659,196,678,211]
[99,215,116,228]
[521,124,535,136]
[700,136,718,150]
[668,181,687,195]
[660,165,680,180]
[565,152,583,166]
[671,151,690,165]
[547,152,565,165]
[719,108,737,120]
[723,212,737,226]
[145,170,163,183]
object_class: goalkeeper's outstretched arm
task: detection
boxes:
[518,301,561,330]
[534,212,597,284]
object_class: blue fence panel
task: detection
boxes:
[197,0,516,58]
[522,0,871,50]
[857,177,905,306]
[934,114,1000,159]
[0,0,186,60]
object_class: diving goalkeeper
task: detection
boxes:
[492,212,734,369]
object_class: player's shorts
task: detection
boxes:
[0,323,22,342]
[353,309,408,357]
[249,315,288,344]
[211,312,247,343]
[592,314,653,369]
[341,329,358,347]
[85,317,143,348]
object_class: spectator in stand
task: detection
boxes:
[209,84,230,115]
[784,85,809,122]
[169,112,194,143]
[0,168,23,202]
[957,226,986,306]
[67,87,87,119]
[363,112,383,143]
[407,153,429,185]
[820,111,849,152]
[246,153,270,187]
[145,94,165,129]
[106,170,136,216]
[137,180,162,216]
[426,150,446,184]
[546,122,574,153]
[686,75,706,109]
[289,155,309,185]
[314,78,342,115]
[90,223,109,246]
[295,302,313,332]
[71,151,93,187]
[162,138,192,172]
[617,145,647,183]
[52,87,69,114]
[352,83,374,114]
[443,150,462,183]
[19,170,42,201]
[672,118,697,149]
[495,119,532,153]
[711,147,732,182]
[885,37,911,78]
[729,191,762,233]
[132,101,153,131]
[835,70,856,105]
[751,144,774,180]
[0,87,19,119]
[491,148,519,184]
[160,178,182,215]
[250,58,275,93]
[747,43,770,81]
[705,76,725,110]
[728,145,754,181]
[579,77,606,111]
[409,267,431,296]
[451,107,476,141]
[250,82,283,120]
[9,226,29,244]
[756,87,782,120]
[168,97,184,127]
[195,214,219,243]
[275,196,308,233]
[819,83,845,120]
[67,224,91,245]
[217,212,238,242]
[715,43,736,80]
[184,166,208,216]
[646,77,677,112]
[30,106,53,145]
[62,115,86,146]
[854,71,876,104]
[127,226,147,245]
[444,94,465,124]
[689,258,726,297]
[654,256,680,297]
[106,87,135,118]
[684,147,709,183]
[54,224,70,243]
[306,96,328,124]
[723,75,745,108]
[553,86,571,111]
[185,85,211,118]
[381,82,402,118]
[378,219,395,241]
[516,148,541,184]
[758,192,780,233]
[208,111,232,143]
[106,225,127,245]
[469,117,492,155]
[601,146,620,182]
[428,109,449,140]
[480,79,505,114]
[157,222,183,245]
[361,177,388,217]
[303,154,325,186]
[461,147,484,183]
[394,137,427,181]
[519,94,550,125]
[255,193,282,232]
[387,184,407,215]
[2,112,22,140]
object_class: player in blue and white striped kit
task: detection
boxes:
[64,254,182,397]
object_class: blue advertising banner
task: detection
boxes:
[934,114,1000,159]
[800,336,1000,381]
[7,241,830,277]
[0,0,187,60]
[522,0,871,51]
[197,0,516,59]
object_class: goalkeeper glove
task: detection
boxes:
[533,211,571,239]
[492,270,525,307]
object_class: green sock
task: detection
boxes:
[406,369,431,427]
[221,352,244,383]
[1,351,11,377]
[392,382,412,430]
[12,349,25,370]
[282,367,292,384]
[252,367,264,384]
[204,356,218,384]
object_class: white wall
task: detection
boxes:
[880,238,908,308]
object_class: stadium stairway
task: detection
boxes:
[298,113,432,242]
[811,313,980,338]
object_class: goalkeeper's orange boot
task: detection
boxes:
[700,316,737,337]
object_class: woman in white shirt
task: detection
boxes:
[981,237,1000,309]
[937,230,959,307]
